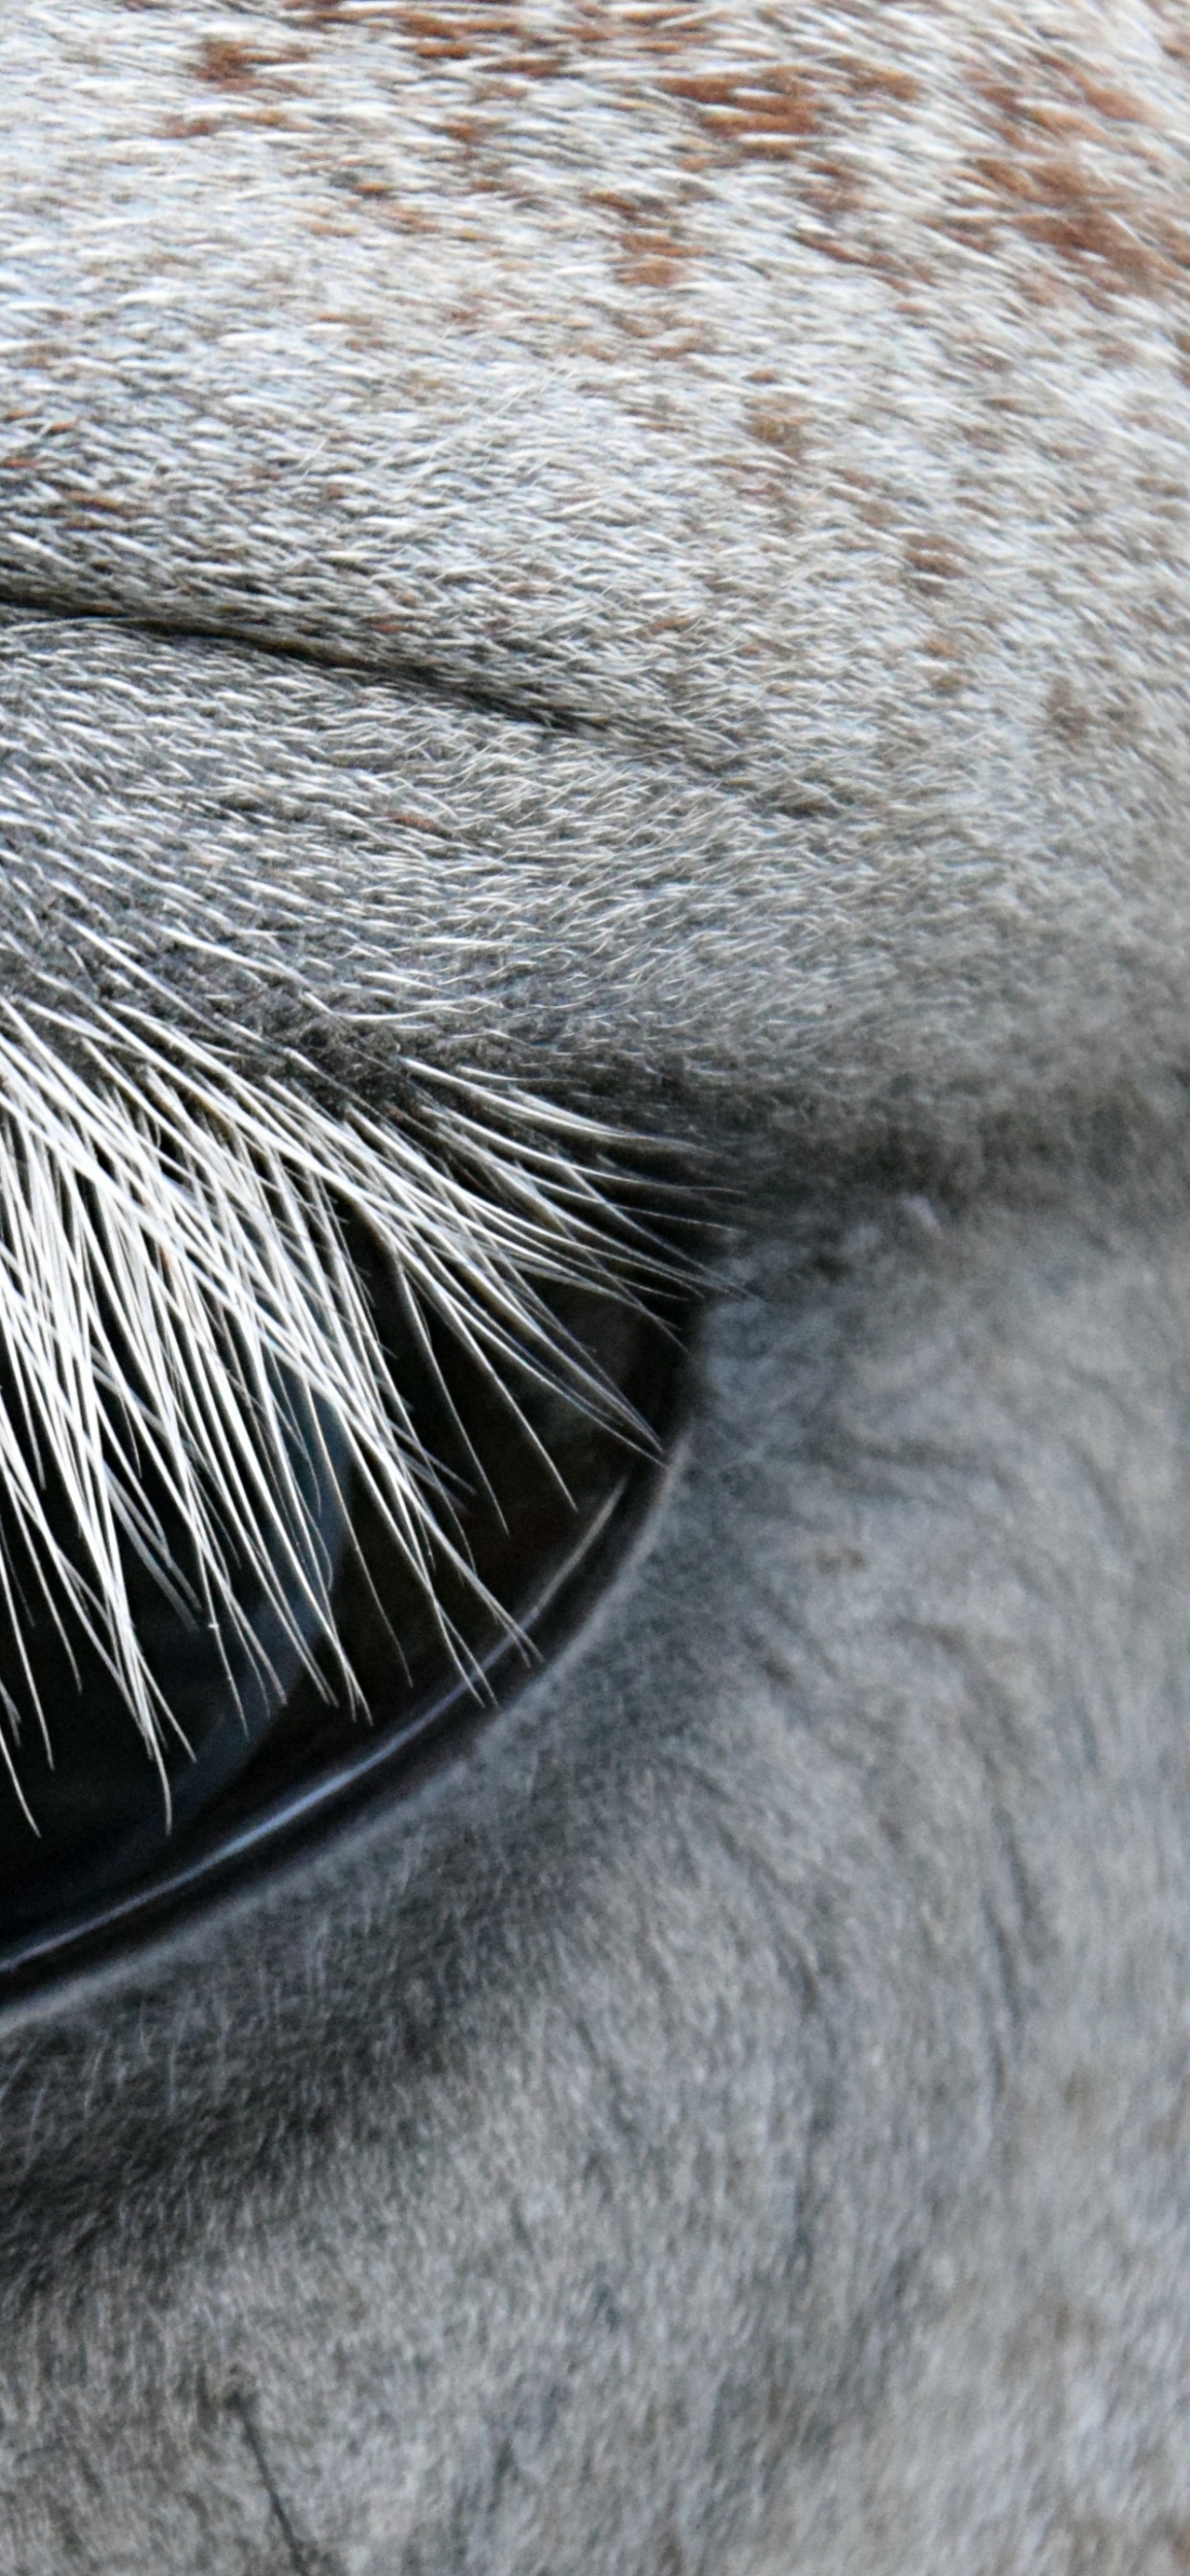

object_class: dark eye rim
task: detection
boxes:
[0,1308,694,2012]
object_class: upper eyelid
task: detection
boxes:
[0,607,813,1138]
[5,1,1188,1181]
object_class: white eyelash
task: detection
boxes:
[0,997,668,1822]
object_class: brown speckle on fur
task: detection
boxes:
[746,403,811,462]
[194,37,263,89]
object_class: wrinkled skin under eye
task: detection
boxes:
[0,1239,686,1987]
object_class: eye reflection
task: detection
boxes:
[0,1245,685,1990]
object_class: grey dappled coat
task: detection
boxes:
[3,4,1190,2570]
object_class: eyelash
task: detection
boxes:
[0,990,677,1821]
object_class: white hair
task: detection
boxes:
[0,991,663,1814]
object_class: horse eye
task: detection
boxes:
[0,1102,690,1997]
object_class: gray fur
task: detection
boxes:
[2,4,1190,2569]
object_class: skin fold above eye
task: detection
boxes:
[1,3,1189,1158]
[1,7,1190,2575]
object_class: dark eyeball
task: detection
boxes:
[0,1240,689,1994]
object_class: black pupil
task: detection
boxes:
[0,1254,680,1973]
